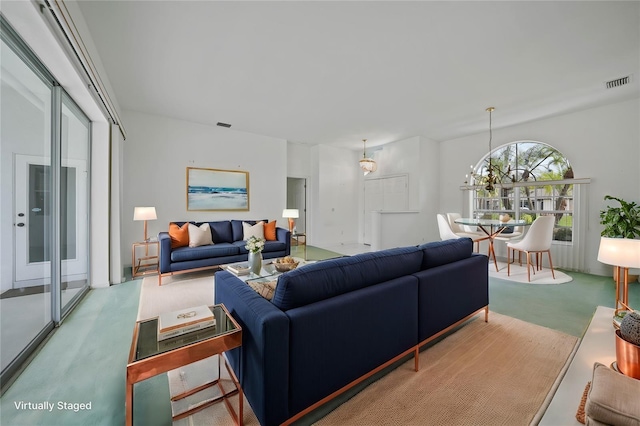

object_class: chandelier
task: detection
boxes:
[467,107,509,191]
[359,139,377,175]
[484,107,497,191]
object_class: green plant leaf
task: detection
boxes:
[600,195,640,238]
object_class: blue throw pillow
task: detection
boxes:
[207,221,233,243]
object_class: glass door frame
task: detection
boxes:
[1,16,91,392]
[58,89,91,321]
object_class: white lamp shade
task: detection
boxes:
[597,237,640,268]
[133,207,157,221]
[282,209,299,219]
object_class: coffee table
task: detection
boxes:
[219,261,280,281]
[220,258,311,282]
[126,304,243,426]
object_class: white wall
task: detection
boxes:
[121,111,288,268]
[308,145,360,247]
[439,98,640,276]
[366,136,421,210]
[419,136,441,244]
[289,138,436,250]
[359,136,441,247]
[287,141,312,178]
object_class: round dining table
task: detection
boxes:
[454,217,530,271]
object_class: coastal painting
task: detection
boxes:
[186,167,249,211]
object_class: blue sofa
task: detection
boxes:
[215,238,488,426]
[158,220,290,284]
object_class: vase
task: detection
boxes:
[615,329,640,379]
[248,251,263,275]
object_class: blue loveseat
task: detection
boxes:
[215,238,489,426]
[158,220,290,284]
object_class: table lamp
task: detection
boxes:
[134,207,157,242]
[597,236,640,324]
[282,209,299,234]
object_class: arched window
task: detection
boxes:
[470,141,575,243]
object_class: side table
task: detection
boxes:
[126,304,243,425]
[292,233,307,260]
[132,240,159,278]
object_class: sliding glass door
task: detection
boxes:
[0,32,54,376]
[60,92,90,315]
[1,17,90,387]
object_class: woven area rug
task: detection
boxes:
[490,261,573,284]
[314,312,577,426]
[138,271,578,426]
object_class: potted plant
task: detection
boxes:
[599,195,640,239]
[599,195,640,282]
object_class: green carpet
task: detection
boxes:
[489,270,639,337]
[0,279,143,425]
[1,246,638,425]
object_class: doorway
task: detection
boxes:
[363,175,408,245]
[1,19,91,386]
[14,155,88,286]
[286,177,306,234]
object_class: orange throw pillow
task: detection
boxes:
[169,222,189,248]
[264,221,277,241]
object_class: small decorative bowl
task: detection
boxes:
[273,259,299,272]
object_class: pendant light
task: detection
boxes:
[359,139,377,176]
[485,107,496,191]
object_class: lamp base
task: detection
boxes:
[614,272,639,283]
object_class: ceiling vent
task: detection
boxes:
[605,75,631,89]
[217,122,231,128]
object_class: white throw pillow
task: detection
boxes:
[243,221,265,240]
[188,223,213,247]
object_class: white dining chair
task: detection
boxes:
[494,224,525,262]
[437,214,488,251]
[507,215,556,282]
[446,213,484,236]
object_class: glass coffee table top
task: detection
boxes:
[134,305,239,361]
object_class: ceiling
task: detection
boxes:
[76,1,640,151]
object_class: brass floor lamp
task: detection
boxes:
[597,237,640,327]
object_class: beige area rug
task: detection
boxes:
[490,261,573,284]
[137,271,578,426]
[314,312,577,426]
[137,271,215,321]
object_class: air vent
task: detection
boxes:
[605,75,631,89]
[217,122,231,128]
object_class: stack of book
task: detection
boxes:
[157,305,216,341]
[227,262,250,276]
